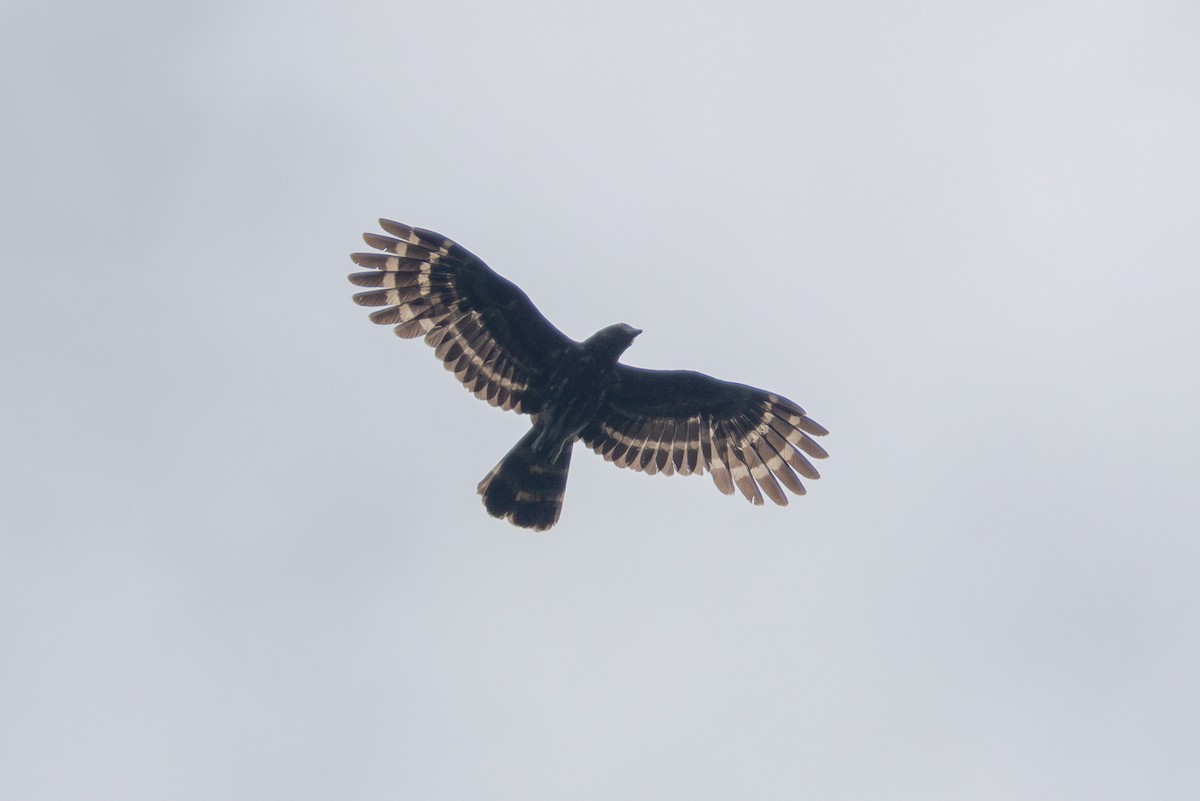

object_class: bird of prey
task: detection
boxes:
[348,220,828,531]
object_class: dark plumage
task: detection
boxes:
[349,219,828,531]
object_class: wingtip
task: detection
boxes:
[378,218,410,238]
[363,232,396,250]
[802,419,830,438]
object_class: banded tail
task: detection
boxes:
[477,428,573,531]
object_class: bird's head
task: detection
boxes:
[613,322,643,341]
[586,322,642,359]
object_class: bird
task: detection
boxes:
[348,219,829,531]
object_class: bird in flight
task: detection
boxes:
[348,220,828,531]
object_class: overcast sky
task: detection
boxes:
[3,1,1198,799]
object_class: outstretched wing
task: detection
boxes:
[581,367,829,506]
[349,220,576,414]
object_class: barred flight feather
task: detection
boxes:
[724,429,762,505]
[707,422,736,497]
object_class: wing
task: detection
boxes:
[581,366,829,506]
[349,220,576,414]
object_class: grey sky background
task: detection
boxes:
[3,0,1198,798]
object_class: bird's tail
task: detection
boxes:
[477,428,572,531]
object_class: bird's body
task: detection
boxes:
[349,220,828,531]
[530,324,640,460]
